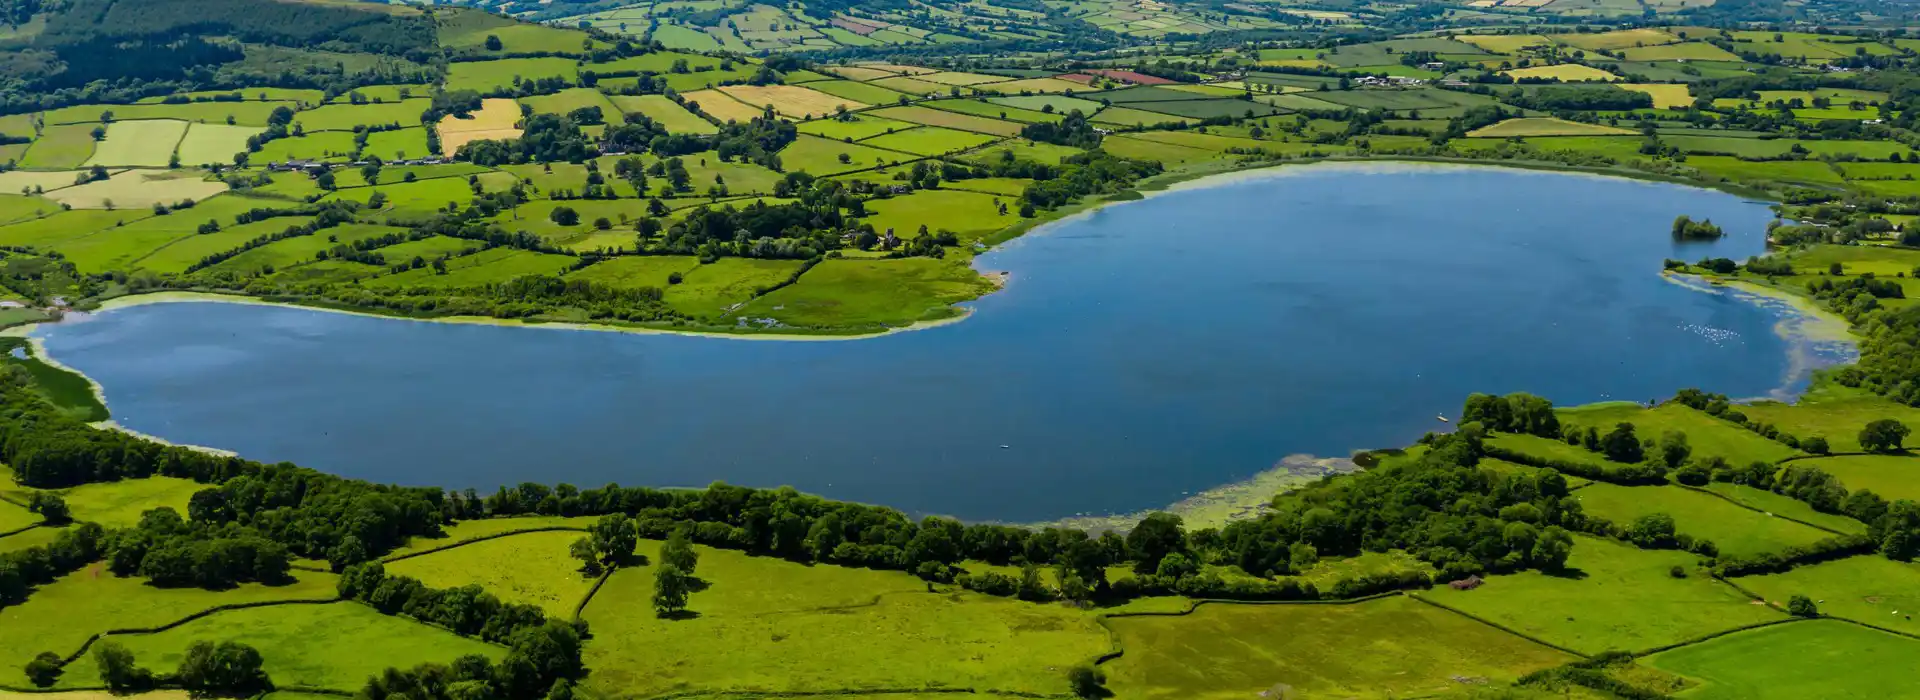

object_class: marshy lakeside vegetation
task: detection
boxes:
[14,0,1920,697]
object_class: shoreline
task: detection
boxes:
[1662,273,1860,402]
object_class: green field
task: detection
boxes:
[174,123,264,167]
[1572,483,1832,558]
[1699,482,1868,534]
[735,257,993,328]
[53,476,206,527]
[1736,555,1920,637]
[1738,395,1920,453]
[387,530,597,615]
[1788,455,1920,502]
[798,114,919,141]
[21,124,100,168]
[520,88,619,119]
[133,216,317,274]
[860,188,1016,238]
[565,256,702,290]
[1468,118,1635,138]
[859,126,998,155]
[366,247,577,289]
[1104,595,1576,700]
[295,99,431,132]
[581,541,1108,697]
[446,58,578,93]
[665,257,805,318]
[778,134,912,175]
[252,131,360,163]
[608,95,716,134]
[1557,403,1802,466]
[0,566,339,687]
[1419,535,1784,654]
[1645,620,1920,699]
[61,602,504,691]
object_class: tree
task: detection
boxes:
[24,652,61,688]
[178,640,270,697]
[1803,436,1830,455]
[1860,419,1911,452]
[1126,512,1184,574]
[26,492,69,523]
[1067,664,1107,699]
[589,513,636,565]
[549,206,580,226]
[1626,513,1678,548]
[569,536,601,576]
[485,34,503,51]
[652,563,691,617]
[1788,594,1818,617]
[1658,430,1691,468]
[1600,423,1644,463]
[316,171,335,190]
[660,527,698,573]
[93,640,146,692]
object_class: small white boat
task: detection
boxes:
[1436,415,1450,423]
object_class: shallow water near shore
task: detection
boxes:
[35,163,1851,521]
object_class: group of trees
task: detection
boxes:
[356,622,585,700]
[1671,215,1726,240]
[105,506,292,589]
[85,639,272,696]
[338,561,557,644]
[653,527,700,617]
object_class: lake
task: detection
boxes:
[36,163,1851,522]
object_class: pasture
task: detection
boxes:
[366,247,575,289]
[20,124,98,168]
[61,603,503,691]
[579,542,1108,697]
[444,57,577,93]
[860,126,998,155]
[519,88,618,119]
[798,114,919,141]
[663,257,806,318]
[861,189,1016,237]
[1735,555,1920,637]
[1419,535,1784,654]
[251,131,359,163]
[1698,482,1868,534]
[778,134,909,175]
[805,79,912,106]
[1619,83,1693,108]
[1621,42,1742,61]
[737,257,993,328]
[1556,402,1802,465]
[1553,28,1681,50]
[1571,483,1832,558]
[925,99,1062,124]
[1736,394,1920,454]
[608,95,716,134]
[1103,595,1575,700]
[0,567,339,687]
[387,530,597,615]
[1644,620,1920,699]
[1789,455,1920,502]
[295,99,431,132]
[132,216,317,274]
[869,106,1024,136]
[989,94,1104,114]
[565,256,702,290]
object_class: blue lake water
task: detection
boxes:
[37,163,1850,521]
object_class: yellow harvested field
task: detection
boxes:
[825,66,899,81]
[0,170,124,194]
[858,63,938,75]
[437,98,523,153]
[916,71,1013,86]
[1458,33,1550,53]
[977,78,1093,94]
[717,85,866,119]
[1501,64,1620,82]
[1552,28,1681,50]
[44,170,228,209]
[1466,117,1636,138]
[682,90,768,123]
[1619,83,1693,109]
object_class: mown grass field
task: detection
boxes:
[387,530,597,615]
[565,256,702,290]
[84,120,188,167]
[46,170,227,210]
[1419,535,1783,654]
[778,134,909,175]
[798,114,919,141]
[295,99,431,132]
[60,602,503,691]
[1468,117,1636,138]
[366,248,576,289]
[173,124,263,167]
[581,541,1107,698]
[1644,620,1920,699]
[445,57,577,93]
[859,126,998,155]
[1699,482,1867,534]
[53,476,205,527]
[861,189,1015,238]
[0,566,339,687]
[736,257,993,327]
[384,515,596,558]
[21,124,100,169]
[1737,395,1920,453]
[134,216,317,274]
[1572,483,1832,558]
[1104,595,1575,700]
